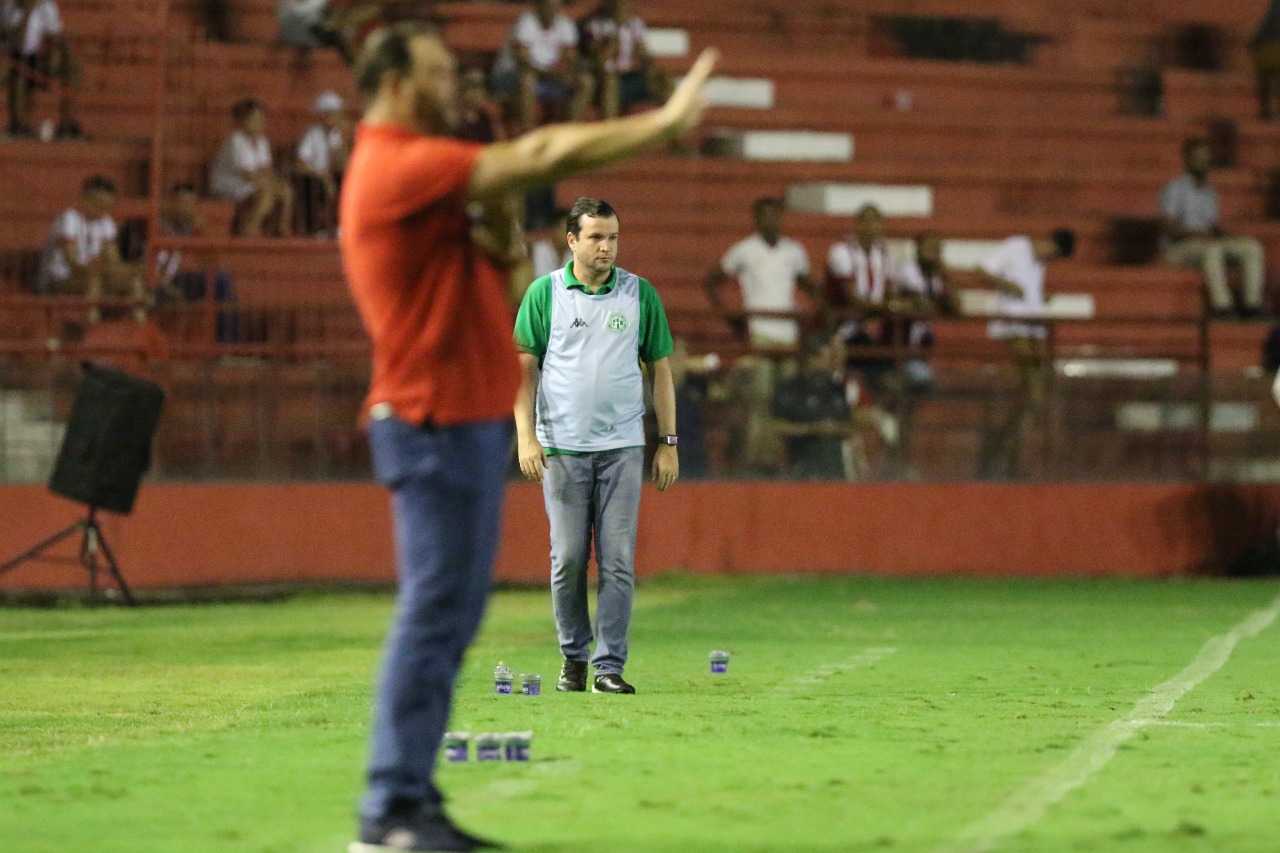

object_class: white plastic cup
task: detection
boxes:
[493,662,513,695]
[442,732,470,763]
[503,731,532,762]
[475,732,503,762]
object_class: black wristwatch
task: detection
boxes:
[658,435,679,446]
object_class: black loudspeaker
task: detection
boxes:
[49,362,165,515]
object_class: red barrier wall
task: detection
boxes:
[2,481,1278,590]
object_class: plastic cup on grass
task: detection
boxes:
[442,732,469,763]
[520,673,541,696]
[493,662,513,694]
[475,732,503,762]
[709,650,731,674]
[503,731,532,762]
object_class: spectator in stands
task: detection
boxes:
[826,204,906,385]
[210,98,295,237]
[891,230,957,391]
[38,174,145,323]
[530,206,572,278]
[3,0,82,139]
[454,67,504,144]
[304,0,388,63]
[669,338,717,479]
[492,0,594,130]
[278,0,328,48]
[770,332,854,480]
[295,90,350,237]
[579,0,671,119]
[706,196,818,472]
[975,229,1075,478]
[156,183,235,296]
[1161,137,1267,320]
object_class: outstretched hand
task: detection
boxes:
[659,48,719,139]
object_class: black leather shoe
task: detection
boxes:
[556,659,588,692]
[592,673,636,694]
[352,809,504,852]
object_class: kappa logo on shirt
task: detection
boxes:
[570,318,589,329]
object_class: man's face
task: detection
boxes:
[83,190,115,218]
[1185,142,1212,177]
[805,340,840,376]
[754,203,782,241]
[916,233,943,266]
[405,35,459,132]
[568,214,620,278]
[242,107,266,136]
[856,208,883,246]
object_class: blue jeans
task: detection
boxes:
[542,447,643,675]
[361,415,510,821]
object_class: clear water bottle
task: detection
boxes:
[520,673,541,696]
[493,662,513,694]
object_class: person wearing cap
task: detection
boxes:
[974,229,1075,478]
[295,90,351,236]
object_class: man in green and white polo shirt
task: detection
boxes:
[513,196,679,695]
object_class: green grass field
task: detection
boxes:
[2,575,1280,853]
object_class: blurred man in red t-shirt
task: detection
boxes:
[341,21,715,853]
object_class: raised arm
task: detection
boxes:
[467,49,717,201]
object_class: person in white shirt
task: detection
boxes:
[1161,137,1267,320]
[4,0,82,138]
[826,205,901,380]
[210,98,295,236]
[705,196,818,472]
[295,90,350,236]
[492,0,593,129]
[529,206,573,279]
[580,0,670,119]
[975,229,1075,477]
[38,175,146,322]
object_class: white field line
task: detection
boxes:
[937,591,1280,853]
[1148,720,1280,728]
[772,646,897,696]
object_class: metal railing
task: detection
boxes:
[2,294,1271,484]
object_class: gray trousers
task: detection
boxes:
[542,447,643,675]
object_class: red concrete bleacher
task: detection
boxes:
[3,0,1279,380]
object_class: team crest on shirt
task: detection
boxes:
[606,311,628,333]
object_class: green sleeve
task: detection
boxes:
[637,278,674,363]
[514,275,553,360]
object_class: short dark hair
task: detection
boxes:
[232,98,263,122]
[752,197,784,215]
[1051,228,1076,259]
[567,197,618,237]
[1183,136,1210,158]
[82,174,116,195]
[355,22,440,98]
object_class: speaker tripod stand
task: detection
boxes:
[0,507,136,606]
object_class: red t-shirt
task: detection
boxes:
[339,124,519,426]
